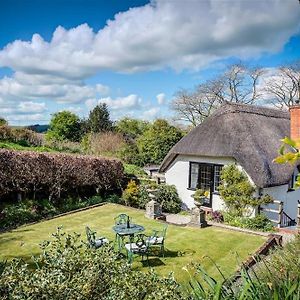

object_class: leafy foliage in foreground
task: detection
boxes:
[0,228,183,300]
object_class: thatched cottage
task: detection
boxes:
[160,103,300,228]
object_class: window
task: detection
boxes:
[214,165,222,192]
[189,163,199,190]
[189,163,223,193]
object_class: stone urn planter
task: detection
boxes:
[145,188,165,220]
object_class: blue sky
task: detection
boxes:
[0,0,299,125]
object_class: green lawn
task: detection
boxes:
[0,203,266,283]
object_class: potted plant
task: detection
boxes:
[192,189,210,207]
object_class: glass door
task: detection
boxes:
[198,164,213,207]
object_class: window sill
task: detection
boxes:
[187,188,196,191]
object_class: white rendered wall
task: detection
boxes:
[164,155,236,209]
[262,184,300,221]
[165,155,300,218]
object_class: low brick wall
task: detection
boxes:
[231,234,282,283]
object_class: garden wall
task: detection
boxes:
[0,149,124,200]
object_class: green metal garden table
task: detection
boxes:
[113,223,145,252]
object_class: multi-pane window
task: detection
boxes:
[190,163,199,190]
[199,165,212,191]
[213,165,222,192]
[189,163,223,193]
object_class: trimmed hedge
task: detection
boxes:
[0,149,123,200]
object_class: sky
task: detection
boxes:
[0,0,300,125]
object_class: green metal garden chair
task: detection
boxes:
[114,213,132,226]
[85,226,109,249]
[125,233,150,264]
[146,225,168,257]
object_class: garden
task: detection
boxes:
[0,203,266,283]
[0,112,300,299]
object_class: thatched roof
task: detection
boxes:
[160,103,295,188]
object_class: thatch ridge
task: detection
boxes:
[160,103,294,188]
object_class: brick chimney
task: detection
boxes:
[290,100,300,141]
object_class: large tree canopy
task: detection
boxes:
[137,119,183,165]
[116,117,150,140]
[46,111,82,142]
[87,103,113,133]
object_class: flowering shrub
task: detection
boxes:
[208,210,224,223]
[0,149,123,200]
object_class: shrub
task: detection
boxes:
[0,125,43,147]
[123,163,147,177]
[219,164,273,217]
[156,184,182,213]
[0,149,123,200]
[223,212,274,232]
[118,142,143,165]
[0,228,183,299]
[122,180,140,207]
[44,139,82,153]
[85,132,126,156]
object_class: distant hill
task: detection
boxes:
[27,124,50,133]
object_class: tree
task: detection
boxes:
[87,103,113,133]
[137,119,183,165]
[172,64,264,126]
[219,164,273,217]
[264,62,300,109]
[116,117,150,140]
[0,117,7,126]
[46,111,82,142]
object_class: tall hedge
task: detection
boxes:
[0,150,123,200]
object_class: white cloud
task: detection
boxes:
[86,94,142,111]
[142,107,160,120]
[18,101,47,113]
[0,72,109,101]
[0,0,299,77]
[156,93,166,105]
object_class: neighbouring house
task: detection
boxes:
[159,102,300,228]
